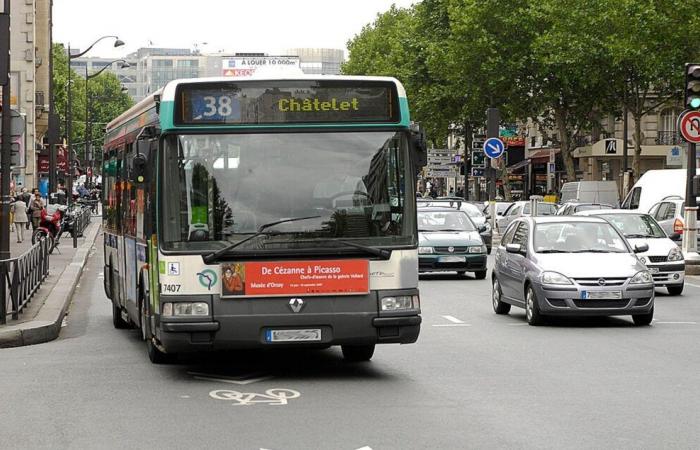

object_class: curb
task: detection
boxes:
[0,221,101,348]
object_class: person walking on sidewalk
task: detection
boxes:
[10,197,29,243]
[30,193,44,231]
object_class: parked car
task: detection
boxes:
[417,199,492,253]
[556,202,614,215]
[417,207,488,279]
[620,169,700,212]
[482,201,513,220]
[575,210,685,295]
[559,181,620,206]
[492,216,654,326]
[496,201,558,232]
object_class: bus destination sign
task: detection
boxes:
[176,81,399,125]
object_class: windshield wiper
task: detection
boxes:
[299,238,391,259]
[625,234,655,238]
[570,249,614,253]
[537,249,569,253]
[202,215,321,264]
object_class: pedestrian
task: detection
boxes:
[21,187,31,206]
[10,197,29,243]
[30,192,44,231]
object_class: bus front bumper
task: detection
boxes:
[157,314,421,353]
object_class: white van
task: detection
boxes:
[559,181,619,205]
[620,169,697,212]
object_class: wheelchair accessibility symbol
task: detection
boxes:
[209,388,301,406]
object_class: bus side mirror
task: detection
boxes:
[410,125,427,170]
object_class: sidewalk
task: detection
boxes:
[0,219,102,347]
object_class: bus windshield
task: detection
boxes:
[162,131,415,252]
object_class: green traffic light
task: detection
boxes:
[691,98,700,109]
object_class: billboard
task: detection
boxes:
[221,56,302,78]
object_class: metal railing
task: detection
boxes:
[0,238,51,324]
[72,204,93,238]
[655,131,682,145]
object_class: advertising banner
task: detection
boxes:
[221,260,369,297]
[221,56,301,78]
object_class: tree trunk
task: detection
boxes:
[555,108,576,183]
[499,165,512,201]
[632,111,643,181]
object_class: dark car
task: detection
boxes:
[417,199,492,253]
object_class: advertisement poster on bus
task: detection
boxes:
[221,260,369,297]
[221,56,302,78]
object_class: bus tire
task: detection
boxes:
[147,338,173,364]
[341,344,375,362]
[112,301,130,329]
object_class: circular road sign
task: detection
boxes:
[679,110,700,144]
[483,137,505,159]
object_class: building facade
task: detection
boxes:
[285,48,344,75]
[6,0,50,190]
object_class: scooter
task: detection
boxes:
[32,205,72,254]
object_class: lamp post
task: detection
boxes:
[67,36,123,248]
[84,59,129,189]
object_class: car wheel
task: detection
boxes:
[667,283,684,296]
[487,246,492,255]
[525,285,544,326]
[474,270,487,280]
[341,344,375,362]
[492,278,511,314]
[632,307,654,326]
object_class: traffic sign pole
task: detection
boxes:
[486,108,500,230]
[1,0,11,261]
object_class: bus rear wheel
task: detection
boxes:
[341,344,375,362]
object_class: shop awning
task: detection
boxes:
[529,148,560,163]
[508,159,530,171]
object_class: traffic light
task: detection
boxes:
[685,63,700,110]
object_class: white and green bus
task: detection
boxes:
[103,76,426,363]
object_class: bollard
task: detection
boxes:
[682,206,698,254]
[529,195,543,218]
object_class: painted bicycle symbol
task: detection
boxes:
[209,388,301,406]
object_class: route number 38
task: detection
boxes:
[202,95,234,117]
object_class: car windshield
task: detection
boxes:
[161,131,415,252]
[598,214,666,238]
[534,222,629,253]
[575,204,613,212]
[418,211,476,232]
[523,203,557,215]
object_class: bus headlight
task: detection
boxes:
[162,302,209,317]
[381,295,419,311]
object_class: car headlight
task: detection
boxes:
[540,271,573,285]
[630,270,652,284]
[162,302,209,317]
[419,246,434,254]
[668,247,683,261]
[469,245,487,253]
[381,295,420,311]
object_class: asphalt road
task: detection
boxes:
[3,237,700,449]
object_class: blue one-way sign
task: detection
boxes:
[483,137,505,159]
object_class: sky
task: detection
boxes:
[53,0,417,58]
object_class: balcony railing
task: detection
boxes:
[656,131,682,145]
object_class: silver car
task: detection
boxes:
[496,201,558,233]
[492,216,655,326]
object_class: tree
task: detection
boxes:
[606,0,700,179]
[52,43,133,164]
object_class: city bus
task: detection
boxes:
[102,76,426,363]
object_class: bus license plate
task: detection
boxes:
[266,329,322,343]
[580,291,622,300]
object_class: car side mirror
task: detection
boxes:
[506,243,522,254]
[634,243,649,253]
[669,232,682,242]
[478,225,487,233]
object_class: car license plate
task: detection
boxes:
[439,256,467,263]
[266,329,322,342]
[580,290,622,300]
[649,267,659,274]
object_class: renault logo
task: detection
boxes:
[289,298,305,313]
[598,278,607,286]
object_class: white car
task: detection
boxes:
[576,209,685,295]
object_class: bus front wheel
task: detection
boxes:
[341,344,375,362]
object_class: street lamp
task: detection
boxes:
[67,36,124,249]
[84,59,129,190]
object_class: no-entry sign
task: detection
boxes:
[679,110,700,144]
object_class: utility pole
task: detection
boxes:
[486,107,500,230]
[464,121,471,200]
[47,0,58,200]
[0,0,12,260]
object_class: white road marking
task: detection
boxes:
[432,324,471,327]
[685,282,700,289]
[441,315,465,324]
[356,447,373,450]
[180,395,190,399]
[189,371,274,385]
[653,321,697,324]
[209,388,300,406]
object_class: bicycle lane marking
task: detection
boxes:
[209,388,301,406]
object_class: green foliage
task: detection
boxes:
[344,0,700,180]
[52,43,133,163]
